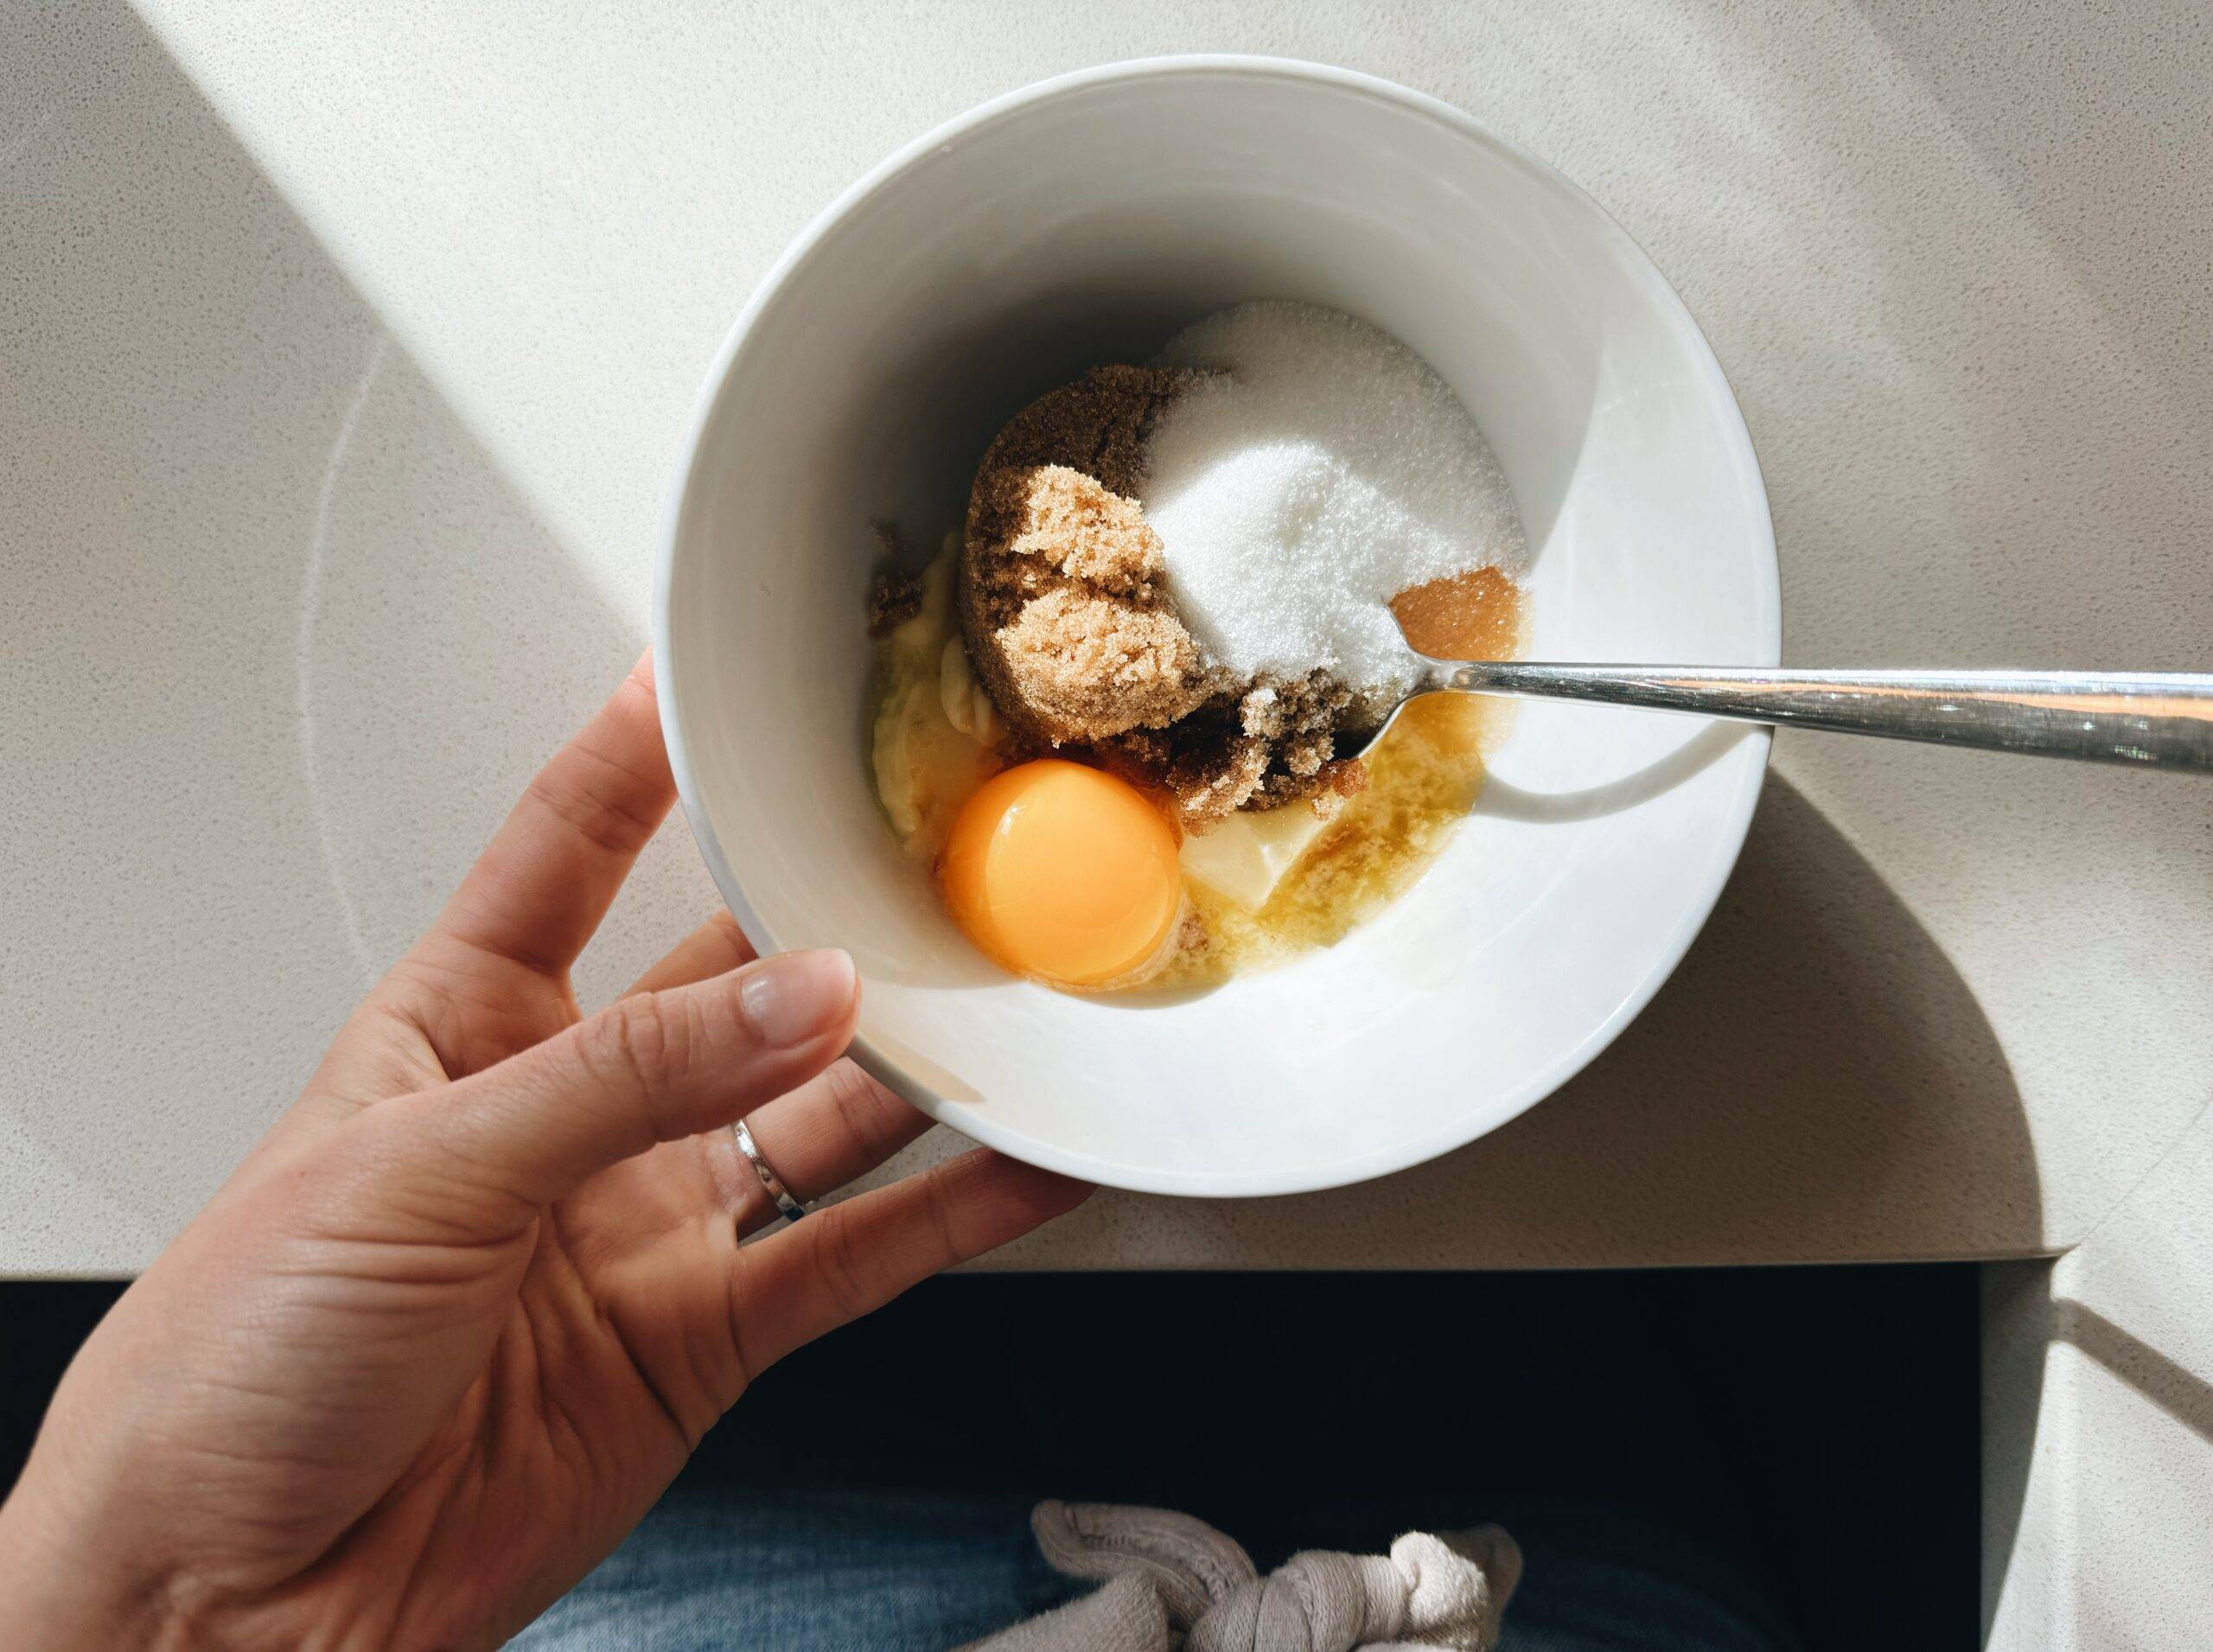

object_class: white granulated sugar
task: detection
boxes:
[1140,301,1527,694]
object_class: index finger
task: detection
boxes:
[430,653,675,979]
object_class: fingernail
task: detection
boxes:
[739,949,857,1048]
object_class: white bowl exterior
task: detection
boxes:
[659,59,1779,1196]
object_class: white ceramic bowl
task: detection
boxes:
[657,57,1779,1197]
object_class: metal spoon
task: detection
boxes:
[1339,658,2213,771]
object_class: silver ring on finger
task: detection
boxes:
[731,1119,812,1225]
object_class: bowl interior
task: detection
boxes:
[660,61,1778,1196]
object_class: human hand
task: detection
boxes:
[0,656,1088,1649]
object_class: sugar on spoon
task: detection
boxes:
[1336,652,2213,772]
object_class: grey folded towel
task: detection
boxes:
[960,1502,1521,1651]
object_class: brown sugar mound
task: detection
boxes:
[964,462,1219,745]
[960,367,1371,831]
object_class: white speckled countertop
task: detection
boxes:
[7,0,2208,1277]
[5,10,2212,1638]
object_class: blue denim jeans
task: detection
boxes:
[516,1489,1795,1651]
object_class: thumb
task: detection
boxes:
[373,947,858,1215]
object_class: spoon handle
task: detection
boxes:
[1432,663,2213,771]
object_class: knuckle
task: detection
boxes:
[582,992,682,1103]
[922,1170,966,1263]
[808,1208,877,1322]
[526,751,662,858]
[820,1061,891,1145]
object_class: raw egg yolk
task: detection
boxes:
[939,759,1182,988]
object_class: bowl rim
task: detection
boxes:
[655,53,1783,1198]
